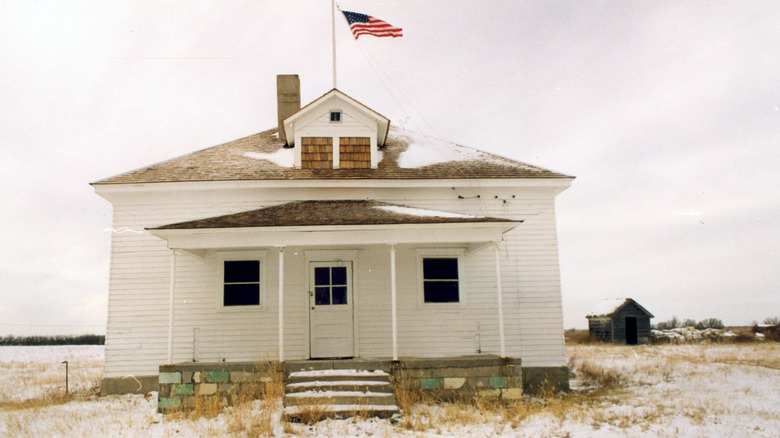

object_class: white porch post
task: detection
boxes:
[278,247,285,362]
[167,249,177,364]
[390,244,398,361]
[494,243,507,358]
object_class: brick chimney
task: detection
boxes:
[276,74,300,144]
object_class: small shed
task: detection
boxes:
[586,298,654,345]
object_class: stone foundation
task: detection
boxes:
[391,356,524,400]
[157,362,281,412]
[155,356,569,411]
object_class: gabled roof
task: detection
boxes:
[282,89,390,146]
[151,200,521,230]
[92,127,571,185]
[586,298,655,318]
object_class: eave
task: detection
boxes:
[148,222,518,256]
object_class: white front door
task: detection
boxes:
[309,261,354,358]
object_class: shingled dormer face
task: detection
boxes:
[282,90,390,170]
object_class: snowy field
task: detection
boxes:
[1,343,778,437]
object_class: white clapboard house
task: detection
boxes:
[92,75,573,396]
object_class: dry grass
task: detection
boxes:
[3,345,779,436]
[288,402,333,425]
[564,329,602,345]
[162,362,286,437]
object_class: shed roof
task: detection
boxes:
[586,298,655,318]
[93,126,571,185]
[151,200,521,230]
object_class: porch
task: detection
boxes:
[157,354,523,412]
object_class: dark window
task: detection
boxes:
[313,266,348,306]
[330,111,341,122]
[422,258,459,303]
[224,260,260,306]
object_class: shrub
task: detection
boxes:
[655,316,679,330]
[696,318,724,329]
[0,335,105,346]
[564,329,600,345]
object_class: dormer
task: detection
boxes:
[281,89,390,169]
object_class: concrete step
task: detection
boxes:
[286,369,391,385]
[283,403,400,420]
[283,367,399,421]
[284,390,396,407]
[286,380,393,394]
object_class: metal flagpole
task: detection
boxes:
[332,0,337,89]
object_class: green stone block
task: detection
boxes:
[159,372,182,384]
[206,371,229,383]
[158,397,181,409]
[173,384,194,395]
[420,377,442,390]
[489,376,506,389]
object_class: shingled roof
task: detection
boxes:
[151,200,521,230]
[93,126,570,185]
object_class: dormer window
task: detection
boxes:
[284,89,387,169]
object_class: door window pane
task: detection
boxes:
[331,267,347,285]
[332,286,347,305]
[315,287,330,305]
[314,267,330,286]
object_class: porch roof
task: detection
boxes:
[148,200,521,252]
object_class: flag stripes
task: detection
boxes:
[341,10,403,39]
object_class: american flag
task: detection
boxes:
[341,10,403,39]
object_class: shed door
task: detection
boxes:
[309,262,354,358]
[625,317,638,345]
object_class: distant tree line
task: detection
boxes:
[0,334,105,346]
[763,316,780,325]
[654,316,724,331]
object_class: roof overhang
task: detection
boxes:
[149,222,518,256]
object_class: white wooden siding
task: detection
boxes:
[100,185,566,378]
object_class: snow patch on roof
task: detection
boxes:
[587,298,630,317]
[244,148,294,167]
[394,128,493,168]
[374,205,479,219]
[394,130,482,169]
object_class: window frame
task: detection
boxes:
[329,110,342,122]
[416,248,465,308]
[216,250,267,311]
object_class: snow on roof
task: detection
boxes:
[587,298,631,317]
[393,128,507,169]
[243,148,294,167]
[373,205,478,219]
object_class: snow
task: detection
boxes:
[283,404,400,415]
[3,345,779,437]
[393,128,502,169]
[288,369,388,378]
[287,380,389,388]
[587,298,629,317]
[651,327,766,343]
[374,205,479,219]
[244,148,294,167]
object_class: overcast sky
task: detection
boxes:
[1,1,778,336]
